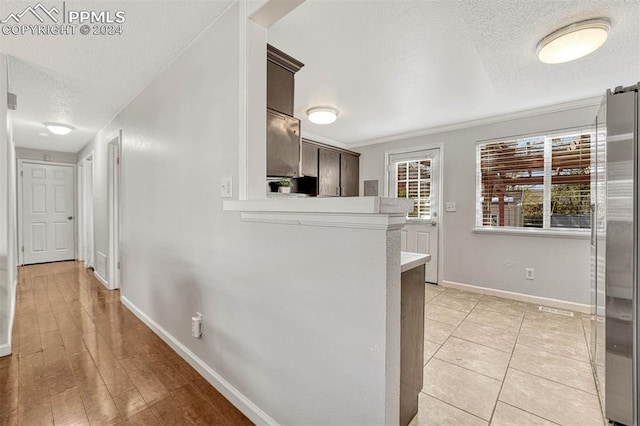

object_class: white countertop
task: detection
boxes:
[223,196,413,215]
[401,252,431,273]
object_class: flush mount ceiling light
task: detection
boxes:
[537,18,610,64]
[44,122,75,136]
[307,107,339,125]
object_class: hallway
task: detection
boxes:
[0,262,251,425]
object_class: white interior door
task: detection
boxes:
[389,148,441,283]
[21,162,75,265]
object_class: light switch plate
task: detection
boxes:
[446,202,457,212]
[221,177,233,198]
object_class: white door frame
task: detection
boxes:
[385,143,444,284]
[78,152,95,269]
[17,159,77,265]
[107,131,122,290]
[76,161,84,261]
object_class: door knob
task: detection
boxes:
[431,221,437,226]
[68,216,73,220]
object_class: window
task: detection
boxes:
[477,129,592,230]
[396,159,432,218]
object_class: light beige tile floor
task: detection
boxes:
[412,286,605,426]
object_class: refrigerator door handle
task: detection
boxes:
[590,203,596,247]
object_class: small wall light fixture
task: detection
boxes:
[537,18,610,64]
[307,107,339,125]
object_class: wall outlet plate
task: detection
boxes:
[525,268,535,280]
[192,312,202,338]
[445,202,457,212]
[221,177,232,198]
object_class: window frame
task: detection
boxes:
[475,126,594,237]
[393,159,433,220]
[386,146,442,223]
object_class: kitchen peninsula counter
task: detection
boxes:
[399,251,430,426]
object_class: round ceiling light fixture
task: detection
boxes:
[537,18,610,64]
[307,107,339,125]
[44,122,75,136]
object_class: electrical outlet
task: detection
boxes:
[192,312,202,338]
[525,268,535,280]
[220,177,232,198]
[446,202,457,212]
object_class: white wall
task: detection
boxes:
[0,52,18,356]
[0,53,9,353]
[15,147,77,164]
[358,105,599,306]
[78,4,396,424]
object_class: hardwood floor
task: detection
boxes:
[0,261,252,425]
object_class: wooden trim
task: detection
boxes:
[267,44,304,73]
[302,138,360,157]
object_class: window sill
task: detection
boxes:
[472,227,590,239]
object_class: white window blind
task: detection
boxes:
[549,133,592,228]
[477,130,592,230]
[391,155,432,219]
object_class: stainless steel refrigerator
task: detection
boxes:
[591,83,639,426]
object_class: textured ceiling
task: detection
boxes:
[2,0,233,152]
[268,0,640,146]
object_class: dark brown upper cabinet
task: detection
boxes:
[319,148,341,197]
[301,140,319,177]
[267,44,304,116]
[302,139,361,197]
[340,152,360,197]
[266,44,304,178]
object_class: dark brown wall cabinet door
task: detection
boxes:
[318,148,341,197]
[340,153,360,196]
[301,142,319,177]
[267,62,295,116]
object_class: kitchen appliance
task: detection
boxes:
[267,108,301,178]
[591,83,639,425]
[265,44,304,179]
[292,176,318,196]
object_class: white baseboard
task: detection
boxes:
[93,270,109,289]
[441,280,591,313]
[120,296,277,426]
[0,344,11,357]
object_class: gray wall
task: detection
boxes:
[0,53,9,352]
[77,4,394,424]
[358,104,599,306]
[15,147,77,164]
[0,53,18,355]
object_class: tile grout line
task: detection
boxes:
[581,316,607,425]
[419,390,493,424]
[487,304,525,425]
[429,355,503,382]
[507,365,598,396]
[498,401,563,426]
[425,288,534,423]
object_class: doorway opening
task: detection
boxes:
[78,153,95,270]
